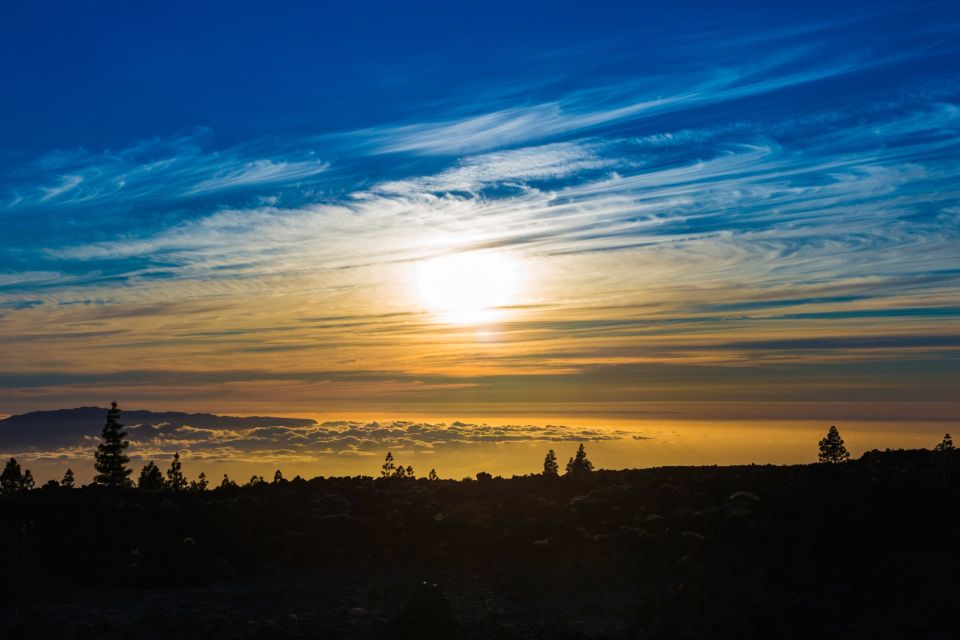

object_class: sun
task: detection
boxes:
[416,251,518,324]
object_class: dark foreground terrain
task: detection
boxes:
[2,450,958,639]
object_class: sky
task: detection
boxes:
[1,1,959,476]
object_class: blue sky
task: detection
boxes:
[1,0,959,423]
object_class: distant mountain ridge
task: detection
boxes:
[0,407,317,451]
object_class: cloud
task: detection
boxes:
[1,417,640,465]
[348,38,941,157]
[0,130,330,213]
[375,142,618,194]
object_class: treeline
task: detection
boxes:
[0,405,955,496]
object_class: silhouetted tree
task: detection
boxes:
[248,475,265,486]
[395,465,408,479]
[61,468,75,489]
[43,479,60,489]
[381,452,396,478]
[382,452,396,477]
[1,457,27,495]
[220,473,237,489]
[565,443,594,476]
[543,449,559,477]
[405,465,415,479]
[818,425,850,463]
[191,472,209,492]
[21,469,34,490]
[935,433,954,451]
[166,452,187,492]
[273,469,284,484]
[428,468,439,481]
[94,402,132,487]
[476,471,492,482]
[138,461,165,492]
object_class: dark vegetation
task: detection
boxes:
[0,410,958,639]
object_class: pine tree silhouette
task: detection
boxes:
[381,452,396,478]
[543,449,559,477]
[405,465,415,479]
[166,452,187,491]
[22,469,34,491]
[1,458,24,495]
[935,433,954,451]
[138,461,165,492]
[818,425,850,463]
[428,468,439,481]
[94,402,132,487]
[191,471,209,491]
[61,468,75,489]
[565,443,594,476]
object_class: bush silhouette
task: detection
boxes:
[818,425,850,463]
[93,402,132,487]
[138,461,165,492]
[565,443,594,476]
[543,449,559,477]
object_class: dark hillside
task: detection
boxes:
[1,450,958,639]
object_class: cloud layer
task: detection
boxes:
[0,408,637,470]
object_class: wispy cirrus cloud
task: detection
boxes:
[1,4,959,420]
[0,130,330,213]
[348,39,951,157]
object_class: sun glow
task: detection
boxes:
[416,251,518,324]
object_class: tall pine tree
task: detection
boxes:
[166,452,187,491]
[1,457,24,495]
[543,449,559,477]
[565,443,594,476]
[138,461,165,492]
[818,425,850,463]
[381,452,396,478]
[94,402,132,487]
